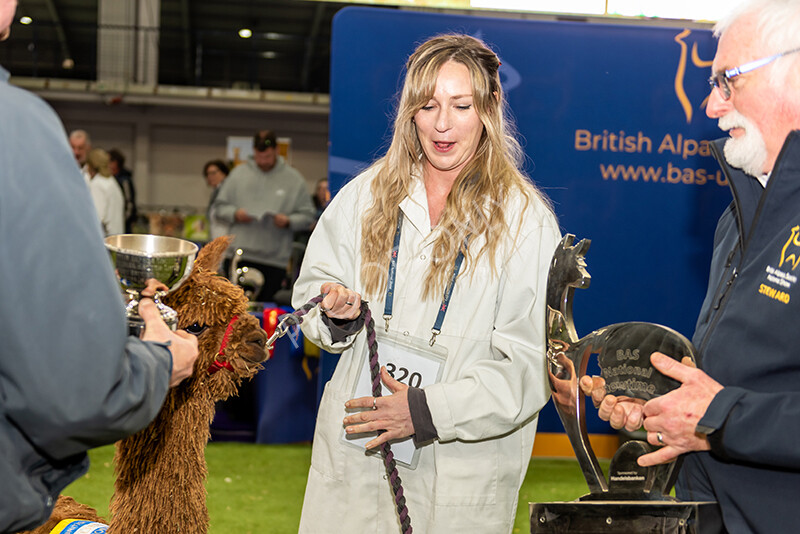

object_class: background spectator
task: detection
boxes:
[86,148,125,236]
[108,148,137,233]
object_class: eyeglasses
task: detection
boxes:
[708,47,800,100]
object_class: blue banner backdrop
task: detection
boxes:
[328,7,730,433]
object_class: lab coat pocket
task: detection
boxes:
[309,382,347,481]
[433,438,498,506]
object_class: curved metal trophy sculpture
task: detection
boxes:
[546,234,695,501]
[533,234,722,533]
[105,234,198,336]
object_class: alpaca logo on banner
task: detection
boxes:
[673,29,714,124]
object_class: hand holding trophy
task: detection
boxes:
[105,234,198,336]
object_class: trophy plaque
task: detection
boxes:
[531,234,722,533]
[105,234,198,336]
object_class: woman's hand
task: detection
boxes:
[343,367,414,449]
[319,282,362,320]
[579,374,646,432]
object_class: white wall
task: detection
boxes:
[50,100,329,213]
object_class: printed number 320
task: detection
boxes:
[385,362,422,388]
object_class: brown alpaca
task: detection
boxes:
[19,236,269,534]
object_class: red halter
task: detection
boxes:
[207,314,239,374]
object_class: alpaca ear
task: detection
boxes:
[194,235,234,273]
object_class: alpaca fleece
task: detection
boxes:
[18,236,269,534]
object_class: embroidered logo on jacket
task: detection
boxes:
[779,225,800,271]
[759,226,800,304]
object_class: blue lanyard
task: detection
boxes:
[383,211,466,346]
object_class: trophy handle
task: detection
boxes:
[153,290,178,330]
[123,289,179,337]
[547,317,609,495]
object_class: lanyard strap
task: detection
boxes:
[382,211,466,346]
[383,212,404,331]
[430,244,465,345]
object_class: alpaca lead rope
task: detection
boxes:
[271,295,413,534]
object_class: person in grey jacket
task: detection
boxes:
[211,130,315,302]
[0,2,199,531]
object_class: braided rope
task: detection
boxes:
[281,296,412,534]
[363,304,412,534]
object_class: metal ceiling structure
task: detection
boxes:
[3,1,713,103]
[3,0,369,94]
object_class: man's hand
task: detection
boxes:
[141,279,169,297]
[273,213,290,228]
[139,298,199,387]
[637,353,722,466]
[234,208,254,223]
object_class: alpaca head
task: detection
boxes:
[163,236,269,401]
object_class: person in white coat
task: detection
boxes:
[86,148,125,236]
[292,34,561,533]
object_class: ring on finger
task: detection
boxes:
[372,397,378,410]
[656,432,664,445]
[346,301,354,306]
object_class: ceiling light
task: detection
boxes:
[19,16,32,25]
[238,28,252,39]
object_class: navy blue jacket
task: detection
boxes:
[677,132,800,533]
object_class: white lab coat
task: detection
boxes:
[293,167,560,533]
[88,173,125,236]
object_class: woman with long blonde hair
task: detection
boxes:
[293,34,560,532]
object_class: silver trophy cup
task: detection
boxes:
[105,234,198,336]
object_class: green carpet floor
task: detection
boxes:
[64,442,603,533]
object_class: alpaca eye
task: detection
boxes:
[185,323,208,336]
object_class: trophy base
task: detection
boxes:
[128,318,146,338]
[530,500,722,533]
[126,292,178,338]
[127,313,178,338]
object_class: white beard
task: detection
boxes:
[718,110,768,178]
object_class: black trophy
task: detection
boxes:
[530,235,722,533]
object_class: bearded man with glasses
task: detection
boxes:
[579,1,800,532]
